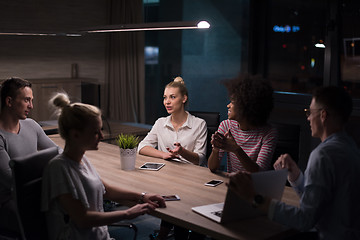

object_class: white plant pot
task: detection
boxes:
[119,147,137,170]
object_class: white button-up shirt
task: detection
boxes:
[138,112,207,165]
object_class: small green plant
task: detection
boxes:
[115,133,140,149]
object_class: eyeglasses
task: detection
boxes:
[304,108,323,117]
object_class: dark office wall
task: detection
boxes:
[182,0,249,120]
[0,1,107,86]
[143,0,250,124]
[144,0,185,124]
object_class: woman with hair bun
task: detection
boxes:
[138,76,207,165]
[41,93,166,240]
[139,77,207,239]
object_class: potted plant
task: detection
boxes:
[115,133,140,170]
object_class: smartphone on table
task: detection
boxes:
[139,162,165,171]
[204,179,223,187]
[162,195,181,201]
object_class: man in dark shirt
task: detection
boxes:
[229,86,360,239]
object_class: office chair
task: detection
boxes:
[0,227,19,240]
[103,200,138,240]
[189,111,220,159]
[9,147,59,240]
[101,114,112,136]
[270,122,301,168]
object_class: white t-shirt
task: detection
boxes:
[138,112,207,165]
[41,153,110,240]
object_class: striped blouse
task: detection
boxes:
[217,119,278,172]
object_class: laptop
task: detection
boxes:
[192,169,288,223]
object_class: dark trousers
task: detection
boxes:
[161,220,205,240]
[285,231,319,240]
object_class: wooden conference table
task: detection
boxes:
[49,135,299,240]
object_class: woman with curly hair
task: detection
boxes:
[208,75,277,173]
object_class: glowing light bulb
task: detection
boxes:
[197,21,210,29]
[315,43,325,48]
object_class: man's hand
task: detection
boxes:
[227,171,255,203]
[273,154,300,182]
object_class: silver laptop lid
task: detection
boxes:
[221,168,288,223]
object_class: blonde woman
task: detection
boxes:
[138,76,207,165]
[139,77,207,239]
[41,93,165,240]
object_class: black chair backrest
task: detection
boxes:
[271,122,301,168]
[189,111,220,159]
[9,146,59,240]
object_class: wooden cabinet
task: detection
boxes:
[28,78,97,122]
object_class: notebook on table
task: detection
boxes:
[192,169,288,223]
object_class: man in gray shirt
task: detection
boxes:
[0,77,57,233]
[229,86,360,240]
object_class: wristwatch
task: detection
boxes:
[252,194,264,208]
[139,192,147,203]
